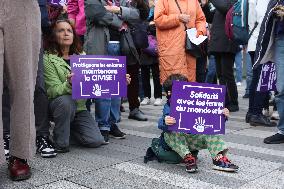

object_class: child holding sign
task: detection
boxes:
[158,74,239,173]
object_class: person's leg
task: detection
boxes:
[71,110,104,147]
[151,63,162,99]
[34,47,51,137]
[244,51,252,97]
[140,65,151,100]
[0,28,5,165]
[2,82,10,136]
[127,63,147,121]
[196,56,207,83]
[95,98,111,131]
[163,132,191,158]
[5,0,40,161]
[49,95,76,149]
[264,35,284,143]
[234,50,243,84]
[206,55,217,84]
[221,53,239,110]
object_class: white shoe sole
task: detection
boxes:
[212,165,238,172]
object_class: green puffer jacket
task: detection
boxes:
[43,53,87,112]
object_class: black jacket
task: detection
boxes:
[38,0,50,35]
[208,0,239,54]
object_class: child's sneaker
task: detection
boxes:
[212,155,239,172]
[183,154,198,173]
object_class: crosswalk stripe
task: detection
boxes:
[115,162,229,189]
[121,129,284,158]
[231,128,276,139]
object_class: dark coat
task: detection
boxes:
[208,0,239,54]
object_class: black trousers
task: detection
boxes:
[214,53,239,107]
[248,52,270,115]
[141,63,162,99]
[196,56,207,83]
[127,63,140,111]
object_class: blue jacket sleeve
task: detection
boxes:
[157,104,170,132]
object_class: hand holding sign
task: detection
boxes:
[165,116,176,126]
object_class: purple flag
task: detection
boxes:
[70,55,127,99]
[169,81,226,135]
[257,62,277,92]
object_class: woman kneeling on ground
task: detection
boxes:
[43,19,106,152]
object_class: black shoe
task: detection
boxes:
[227,104,239,112]
[243,94,249,98]
[245,112,252,123]
[110,124,126,139]
[264,133,284,144]
[249,114,277,127]
[100,130,110,144]
[128,108,148,121]
[3,135,10,161]
[54,146,70,153]
[36,136,57,158]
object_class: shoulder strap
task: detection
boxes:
[174,0,187,30]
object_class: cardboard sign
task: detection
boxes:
[257,62,277,92]
[169,81,226,135]
[70,55,127,99]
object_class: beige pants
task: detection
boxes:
[0,0,41,164]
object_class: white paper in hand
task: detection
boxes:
[186,28,207,46]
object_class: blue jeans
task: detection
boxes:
[274,35,284,134]
[95,41,121,131]
[245,51,253,95]
[205,55,216,84]
[235,50,243,83]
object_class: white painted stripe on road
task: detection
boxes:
[118,121,158,128]
[238,170,284,188]
[226,142,284,157]
[122,129,284,158]
[231,129,276,139]
[115,162,229,189]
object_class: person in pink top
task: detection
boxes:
[67,0,86,41]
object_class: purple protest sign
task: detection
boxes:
[47,0,65,5]
[169,81,226,135]
[70,55,127,99]
[257,62,277,92]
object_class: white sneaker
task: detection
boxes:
[140,97,150,105]
[154,98,163,106]
[236,82,242,86]
[271,111,280,120]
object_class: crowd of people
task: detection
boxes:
[0,0,283,182]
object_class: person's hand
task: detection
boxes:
[179,14,190,24]
[196,31,204,38]
[200,0,208,7]
[104,6,121,14]
[222,108,230,118]
[165,116,176,126]
[67,73,74,85]
[69,19,76,27]
[62,4,67,13]
[126,74,131,85]
[274,5,284,20]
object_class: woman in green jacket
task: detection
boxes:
[44,19,105,152]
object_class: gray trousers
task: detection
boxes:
[2,48,51,136]
[49,95,104,148]
[0,0,41,164]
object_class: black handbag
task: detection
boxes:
[130,22,149,49]
[174,0,202,58]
